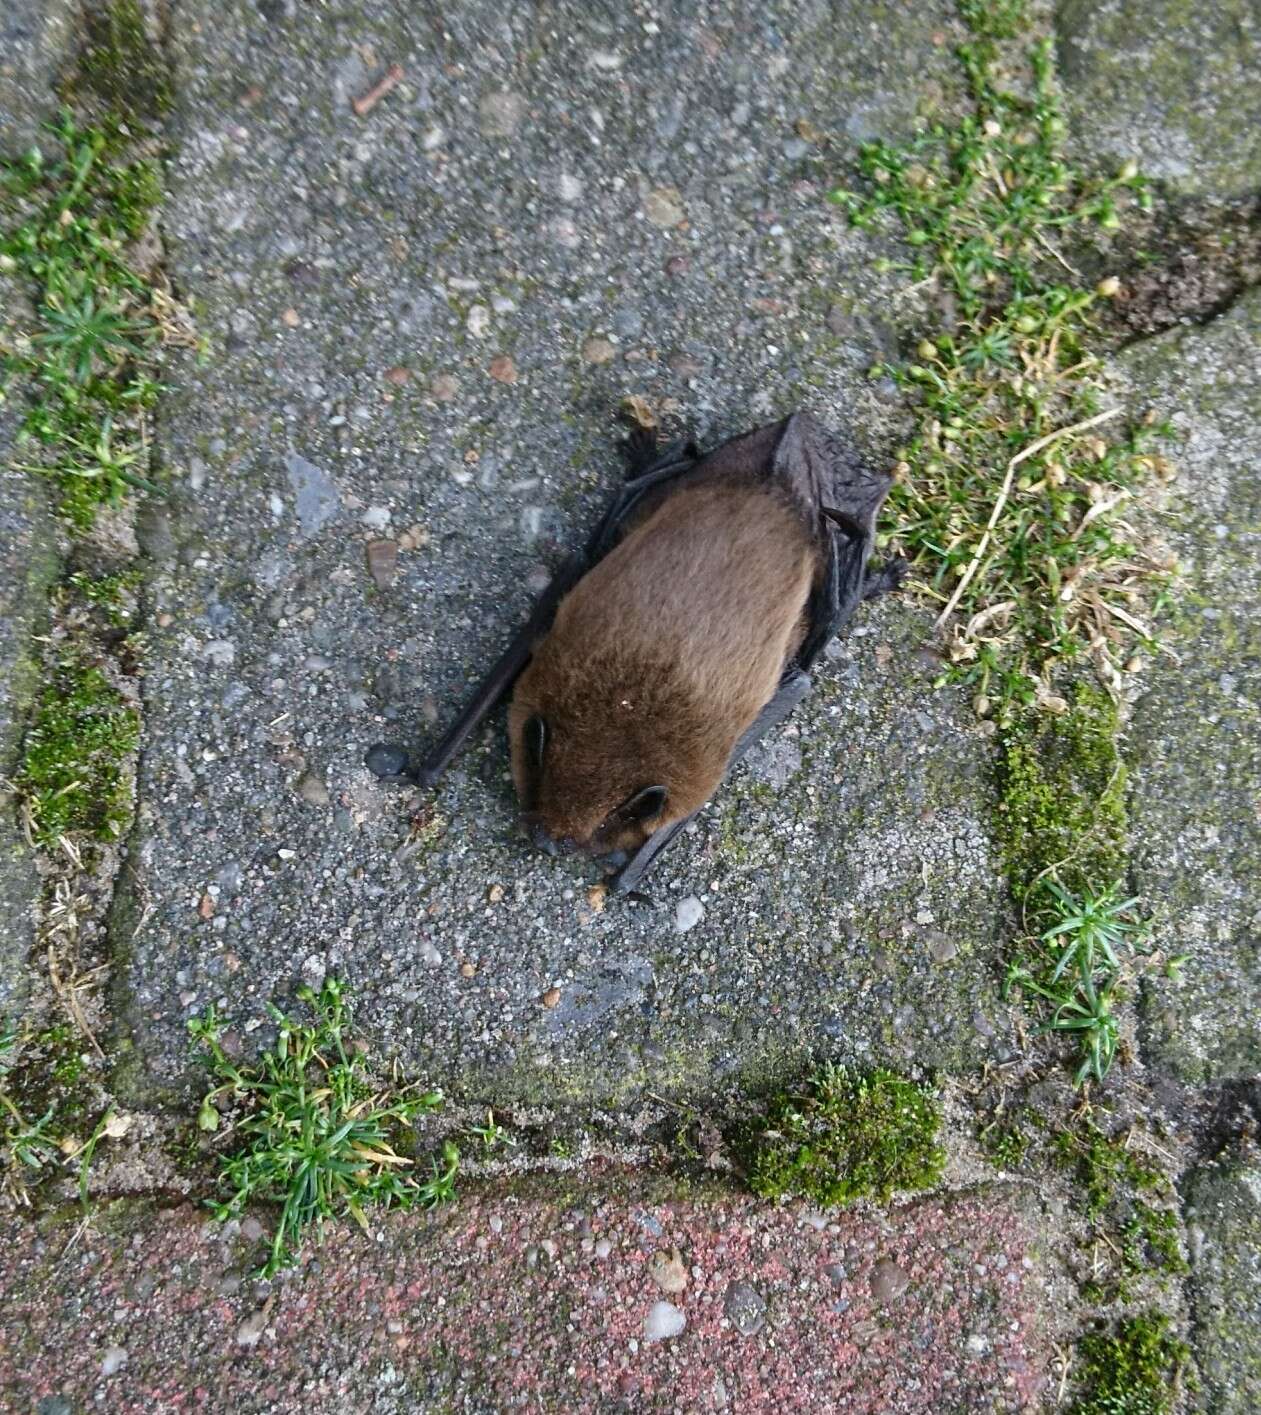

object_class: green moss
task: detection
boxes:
[1073,1312,1190,1415]
[740,1065,944,1206]
[80,0,173,121]
[981,1116,1031,1169]
[1054,1121,1163,1220]
[996,685,1126,901]
[15,639,139,847]
[1123,1203,1188,1278]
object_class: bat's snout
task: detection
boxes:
[522,815,576,858]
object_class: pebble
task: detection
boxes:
[870,1257,909,1304]
[101,1347,128,1377]
[664,254,691,277]
[466,305,490,339]
[928,932,958,964]
[235,1309,270,1347]
[201,639,236,667]
[430,373,459,401]
[361,504,392,530]
[649,1248,688,1294]
[558,172,584,202]
[724,1282,767,1336]
[421,125,445,150]
[460,962,477,978]
[644,1300,686,1343]
[668,352,702,378]
[383,365,410,385]
[486,884,505,904]
[295,770,330,807]
[542,987,561,1009]
[366,539,399,591]
[644,186,685,227]
[419,942,442,967]
[582,336,616,364]
[674,896,705,933]
[479,90,526,138]
[488,354,518,384]
[595,1238,613,1259]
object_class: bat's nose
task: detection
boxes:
[525,817,559,856]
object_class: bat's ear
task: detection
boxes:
[617,784,668,825]
[524,714,548,767]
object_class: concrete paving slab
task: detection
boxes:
[1120,289,1261,1082]
[113,0,1011,1105]
[1057,0,1261,198]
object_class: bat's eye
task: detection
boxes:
[615,784,668,826]
[524,715,548,768]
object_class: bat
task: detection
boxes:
[366,412,904,894]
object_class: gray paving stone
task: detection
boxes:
[1185,1139,1261,1412]
[112,0,1015,1104]
[1121,289,1261,1082]
[1058,0,1261,198]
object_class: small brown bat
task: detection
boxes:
[366,413,903,891]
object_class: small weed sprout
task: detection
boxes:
[189,979,452,1277]
[469,1108,515,1153]
[1005,883,1150,1085]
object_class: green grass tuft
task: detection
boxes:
[742,1065,944,1206]
[189,979,455,1278]
[830,16,1167,714]
[2,112,171,526]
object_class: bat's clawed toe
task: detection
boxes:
[862,557,909,601]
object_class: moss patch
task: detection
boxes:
[79,0,173,121]
[14,629,138,848]
[1073,1312,1190,1415]
[996,685,1126,905]
[739,1065,944,1206]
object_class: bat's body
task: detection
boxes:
[366,413,903,891]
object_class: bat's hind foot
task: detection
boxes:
[862,557,909,601]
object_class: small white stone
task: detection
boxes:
[101,1347,128,1377]
[466,304,491,339]
[419,942,442,967]
[674,896,705,933]
[421,125,446,151]
[595,1237,613,1259]
[201,639,236,667]
[644,1300,686,1342]
[558,172,584,202]
[361,504,392,530]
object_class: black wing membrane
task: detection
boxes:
[364,413,901,893]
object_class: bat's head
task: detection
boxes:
[508,643,724,858]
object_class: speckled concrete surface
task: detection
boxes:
[1119,288,1261,1082]
[0,1174,1052,1413]
[113,0,1011,1107]
[1057,0,1261,198]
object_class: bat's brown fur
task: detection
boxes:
[509,476,818,854]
